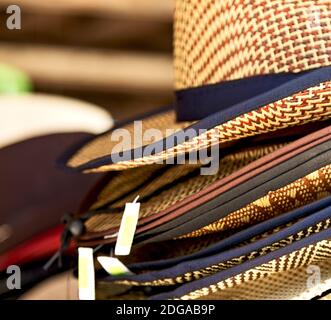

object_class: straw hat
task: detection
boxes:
[66,0,331,173]
[76,143,331,245]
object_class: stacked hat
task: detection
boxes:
[9,0,331,300]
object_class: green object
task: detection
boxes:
[0,63,32,94]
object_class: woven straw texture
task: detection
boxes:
[174,0,331,89]
[91,165,165,209]
[67,0,331,172]
[177,238,331,300]
[91,164,200,210]
[110,163,201,210]
[85,160,330,239]
[118,232,234,266]
[84,144,282,233]
[69,81,331,172]
[68,110,191,170]
[182,164,331,238]
[97,260,331,300]
[115,219,331,287]
[198,259,331,300]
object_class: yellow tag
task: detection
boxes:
[78,247,95,300]
[78,257,89,289]
[115,196,140,256]
[97,256,133,276]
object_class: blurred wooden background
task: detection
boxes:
[0,0,174,120]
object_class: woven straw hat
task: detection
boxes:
[92,197,331,300]
[114,219,331,288]
[153,236,331,300]
[65,0,331,173]
[77,154,331,245]
[71,123,331,246]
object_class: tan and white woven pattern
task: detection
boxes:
[91,163,201,211]
[69,81,331,172]
[68,110,192,171]
[114,218,331,287]
[84,143,283,233]
[176,238,331,300]
[174,0,331,89]
[91,165,166,209]
[85,160,331,236]
[198,259,331,300]
[182,164,331,238]
[109,163,201,210]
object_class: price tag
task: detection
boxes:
[97,256,132,276]
[115,196,140,256]
[78,247,95,300]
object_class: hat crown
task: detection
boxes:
[174,0,331,90]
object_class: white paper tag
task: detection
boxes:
[78,247,95,300]
[115,196,140,256]
[97,256,133,276]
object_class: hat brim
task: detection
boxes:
[0,93,113,149]
[0,133,104,254]
[66,67,331,173]
[76,126,331,246]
